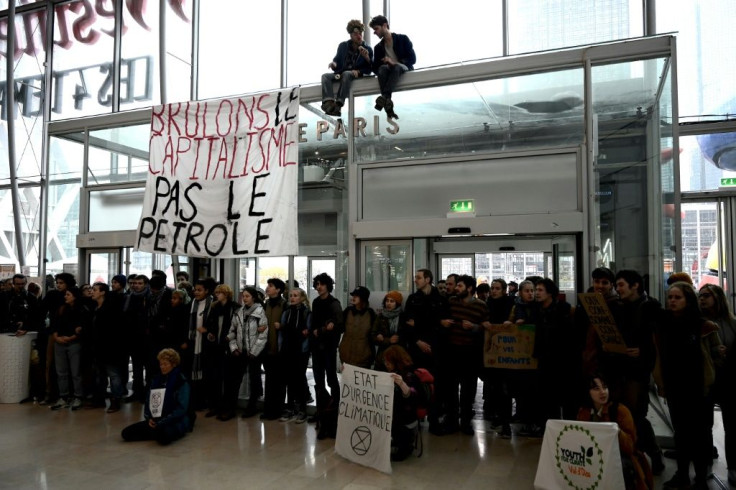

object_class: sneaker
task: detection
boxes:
[662,472,690,490]
[295,411,307,424]
[499,424,512,439]
[38,397,51,406]
[49,399,66,410]
[279,410,294,422]
[70,398,83,410]
[374,96,385,111]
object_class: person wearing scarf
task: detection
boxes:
[221,286,268,420]
[121,348,194,445]
[188,278,214,410]
[372,290,406,371]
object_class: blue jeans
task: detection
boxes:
[55,342,83,398]
[376,63,408,98]
[321,71,358,105]
[105,362,126,399]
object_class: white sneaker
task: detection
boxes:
[279,410,294,422]
[70,398,83,411]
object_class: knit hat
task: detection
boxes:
[112,274,127,286]
[384,290,403,306]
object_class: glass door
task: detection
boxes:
[681,196,736,309]
[86,249,122,285]
[361,241,413,310]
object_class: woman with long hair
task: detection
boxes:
[383,345,419,461]
[577,374,653,490]
[659,282,723,490]
[698,284,735,485]
[50,286,90,411]
[277,287,311,423]
[222,286,267,420]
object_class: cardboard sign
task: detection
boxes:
[484,323,538,370]
[336,364,394,474]
[534,420,624,490]
[578,293,628,354]
[136,89,300,258]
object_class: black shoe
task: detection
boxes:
[499,424,512,439]
[384,99,398,119]
[205,410,218,418]
[662,472,690,490]
[217,411,235,421]
[241,407,258,418]
[320,100,335,114]
[428,423,445,436]
[375,96,385,111]
[650,450,665,476]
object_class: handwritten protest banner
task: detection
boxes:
[484,324,538,369]
[136,88,300,258]
[336,364,394,474]
[578,293,628,354]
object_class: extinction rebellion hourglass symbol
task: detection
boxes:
[350,426,372,456]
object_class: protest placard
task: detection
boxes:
[534,420,624,490]
[136,88,300,258]
[578,293,628,354]
[336,364,394,474]
[484,323,538,369]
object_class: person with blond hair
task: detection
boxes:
[204,284,240,420]
[277,287,311,423]
[121,348,194,444]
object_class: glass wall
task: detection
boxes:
[354,68,584,163]
[508,0,643,55]
[591,57,669,294]
[198,2,280,99]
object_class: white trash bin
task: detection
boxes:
[0,332,37,403]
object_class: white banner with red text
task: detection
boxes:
[136,88,300,258]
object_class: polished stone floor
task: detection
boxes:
[0,399,730,489]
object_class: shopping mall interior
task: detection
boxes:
[1,0,736,488]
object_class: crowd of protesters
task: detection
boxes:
[2,266,734,487]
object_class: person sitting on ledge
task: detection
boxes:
[320,19,373,118]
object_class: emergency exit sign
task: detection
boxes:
[721,178,736,187]
[449,200,474,213]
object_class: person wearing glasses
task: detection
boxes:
[698,284,736,486]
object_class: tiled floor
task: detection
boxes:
[0,400,730,489]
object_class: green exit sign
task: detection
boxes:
[721,178,736,187]
[449,200,474,213]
